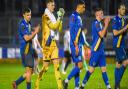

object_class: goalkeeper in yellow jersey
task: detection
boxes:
[35,0,65,89]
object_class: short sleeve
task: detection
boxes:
[19,23,28,36]
[95,22,101,33]
[112,18,118,30]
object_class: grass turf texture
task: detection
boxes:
[0,58,128,89]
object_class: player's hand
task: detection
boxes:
[84,46,91,59]
[104,16,110,27]
[57,8,65,20]
[75,45,79,56]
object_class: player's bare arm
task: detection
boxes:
[98,17,110,38]
[113,24,128,36]
[24,25,40,41]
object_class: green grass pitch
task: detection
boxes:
[0,59,128,89]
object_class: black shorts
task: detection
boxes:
[64,51,71,62]
[33,49,38,58]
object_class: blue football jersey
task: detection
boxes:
[91,19,104,52]
[69,11,85,48]
[112,16,126,48]
[18,19,33,54]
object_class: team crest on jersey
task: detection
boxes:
[21,24,25,31]
[96,23,100,29]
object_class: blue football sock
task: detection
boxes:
[15,75,25,85]
[74,72,80,87]
[27,82,31,89]
[119,65,126,83]
[102,72,110,86]
[67,66,80,80]
[115,68,120,86]
[82,71,91,84]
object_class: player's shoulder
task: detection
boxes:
[18,19,26,31]
[70,12,76,19]
[19,19,24,25]
[70,12,81,22]
[94,19,98,23]
[93,19,99,25]
[112,15,119,21]
[42,14,49,19]
[19,19,25,26]
[70,12,79,18]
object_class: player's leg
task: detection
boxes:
[117,48,128,86]
[74,62,82,89]
[25,53,35,89]
[51,46,62,89]
[114,47,127,89]
[80,51,98,89]
[114,47,121,88]
[12,54,26,89]
[33,58,40,74]
[12,74,26,89]
[115,59,128,89]
[33,49,39,74]
[64,51,71,72]
[101,67,111,89]
[100,53,111,89]
[63,62,82,89]
[36,47,50,81]
[118,59,128,82]
[38,61,49,80]
[35,61,49,89]
[80,66,94,89]
[25,67,33,89]
[74,70,80,89]
[63,46,83,89]
[62,57,67,74]
[12,53,34,89]
[115,62,121,89]
[52,59,63,89]
[34,49,43,74]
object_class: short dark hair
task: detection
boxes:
[77,0,85,5]
[94,7,103,13]
[118,3,125,9]
[22,8,31,14]
[46,0,54,4]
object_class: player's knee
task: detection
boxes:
[89,67,95,73]
[122,60,128,67]
[45,66,49,72]
[25,70,32,82]
[41,65,49,73]
[77,62,83,69]
[54,64,60,71]
[101,67,106,72]
[116,63,121,68]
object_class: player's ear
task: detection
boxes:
[23,13,25,17]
